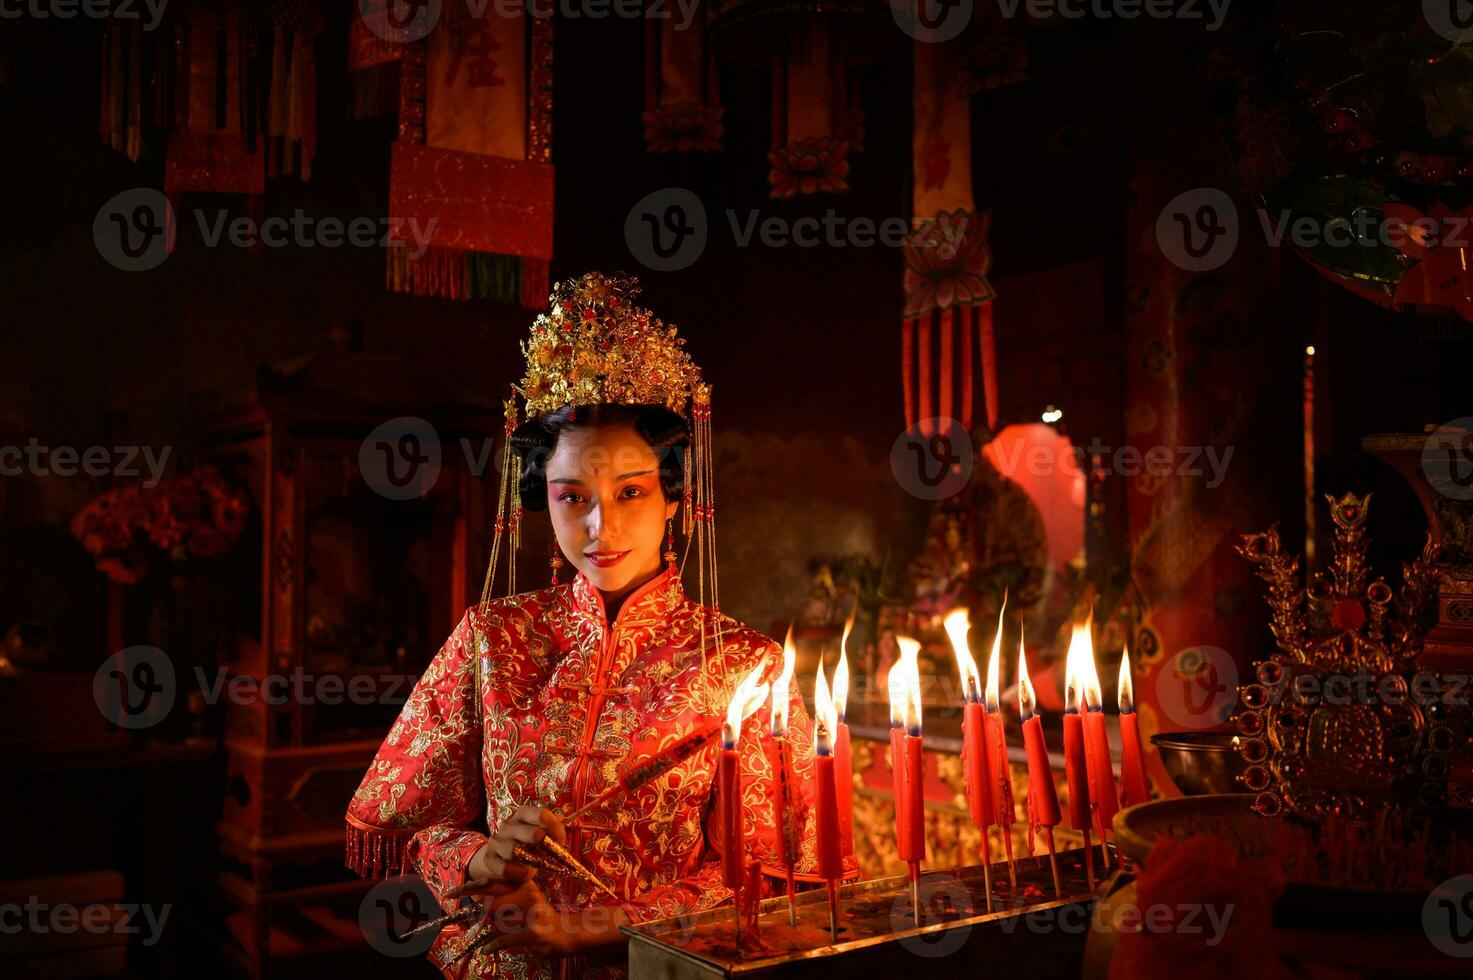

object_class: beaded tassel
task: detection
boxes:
[690,383,724,677]
[479,398,521,613]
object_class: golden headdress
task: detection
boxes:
[480,272,723,649]
[518,272,706,420]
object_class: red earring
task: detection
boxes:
[550,543,564,584]
[664,518,677,571]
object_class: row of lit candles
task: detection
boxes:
[716,605,1152,937]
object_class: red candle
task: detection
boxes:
[945,609,996,829]
[889,724,908,844]
[833,639,854,862]
[1072,620,1118,830]
[1018,645,1061,828]
[719,665,773,892]
[900,733,926,862]
[719,746,744,889]
[980,607,1016,828]
[889,637,926,864]
[813,661,845,881]
[961,701,995,827]
[834,721,853,855]
[768,738,798,864]
[815,750,844,878]
[983,710,1016,826]
[1083,708,1118,831]
[1062,710,1091,830]
[766,631,800,882]
[1062,622,1093,831]
[1021,713,1062,825]
[1117,649,1151,808]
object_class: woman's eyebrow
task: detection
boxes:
[548,476,585,485]
[617,469,656,479]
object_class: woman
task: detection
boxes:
[346,273,822,979]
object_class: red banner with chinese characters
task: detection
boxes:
[903,36,994,438]
[384,4,554,305]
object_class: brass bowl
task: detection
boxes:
[1110,796,1456,975]
[1150,731,1247,796]
[1113,793,1262,864]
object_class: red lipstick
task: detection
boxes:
[584,550,630,568]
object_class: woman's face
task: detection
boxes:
[545,423,679,602]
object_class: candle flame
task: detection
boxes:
[814,659,837,755]
[984,598,1006,713]
[1064,614,1095,713]
[724,663,771,747]
[1018,624,1036,720]
[943,608,982,703]
[769,626,797,737]
[1118,645,1134,715]
[889,636,923,734]
[1068,613,1103,712]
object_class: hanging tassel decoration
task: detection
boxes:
[904,37,995,437]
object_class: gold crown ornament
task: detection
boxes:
[1234,492,1453,823]
[518,272,706,420]
[479,272,724,656]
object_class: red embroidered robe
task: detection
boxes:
[346,566,823,978]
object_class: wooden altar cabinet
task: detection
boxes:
[201,350,500,977]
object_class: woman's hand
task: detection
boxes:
[468,880,630,958]
[444,805,629,958]
[448,805,566,900]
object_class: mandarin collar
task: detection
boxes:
[570,565,683,629]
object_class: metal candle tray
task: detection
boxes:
[623,846,1108,980]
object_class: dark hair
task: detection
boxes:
[510,404,689,511]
